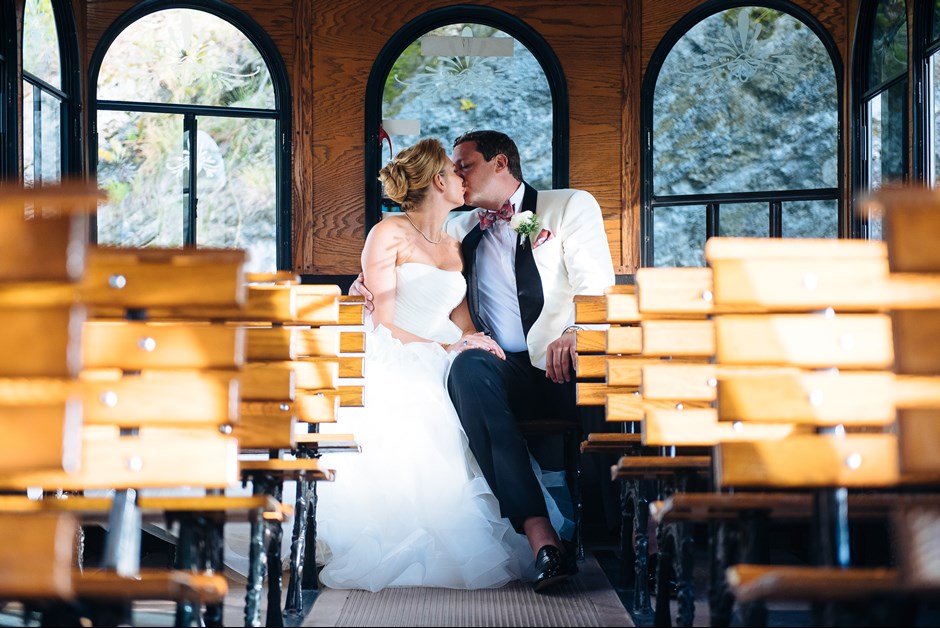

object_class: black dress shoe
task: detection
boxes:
[533,544,578,593]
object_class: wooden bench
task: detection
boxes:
[201,277,364,626]
[717,193,940,626]
[0,185,238,625]
[574,281,718,623]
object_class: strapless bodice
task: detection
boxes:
[390,262,466,344]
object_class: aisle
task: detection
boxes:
[306,551,632,627]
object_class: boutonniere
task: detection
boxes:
[509,210,539,246]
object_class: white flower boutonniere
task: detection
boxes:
[509,210,539,246]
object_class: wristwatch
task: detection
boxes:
[563,325,583,335]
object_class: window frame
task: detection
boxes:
[20,0,82,184]
[853,0,910,239]
[913,0,939,183]
[640,0,844,267]
[0,0,15,177]
[87,0,293,269]
[363,5,569,234]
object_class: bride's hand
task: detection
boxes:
[348,272,375,313]
[451,332,505,360]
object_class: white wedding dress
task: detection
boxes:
[315,262,566,591]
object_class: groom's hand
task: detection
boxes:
[348,272,374,313]
[545,332,577,384]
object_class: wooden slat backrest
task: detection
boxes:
[716,369,896,426]
[0,395,81,474]
[878,187,940,273]
[0,425,239,491]
[79,370,238,426]
[643,407,807,447]
[0,305,84,376]
[82,321,245,370]
[0,183,99,284]
[81,246,247,309]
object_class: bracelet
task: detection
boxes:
[563,325,583,335]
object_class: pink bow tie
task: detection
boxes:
[478,201,514,231]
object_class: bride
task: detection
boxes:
[315,138,566,591]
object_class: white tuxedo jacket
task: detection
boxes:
[445,182,615,369]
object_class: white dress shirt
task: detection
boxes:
[475,184,528,352]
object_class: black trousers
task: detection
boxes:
[447,349,577,533]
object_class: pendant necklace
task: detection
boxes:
[403,211,443,245]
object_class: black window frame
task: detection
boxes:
[363,5,569,234]
[20,0,82,184]
[640,0,844,268]
[853,0,910,239]
[87,0,293,270]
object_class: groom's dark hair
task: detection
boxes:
[453,130,523,182]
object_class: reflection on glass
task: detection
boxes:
[40,90,61,183]
[782,199,837,237]
[931,53,940,187]
[23,83,34,186]
[868,0,908,89]
[196,117,276,273]
[97,110,185,247]
[653,205,706,267]
[718,202,767,237]
[382,23,553,190]
[868,85,905,191]
[23,0,61,89]
[97,8,273,108]
[654,7,837,196]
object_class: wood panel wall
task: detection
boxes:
[79,0,853,278]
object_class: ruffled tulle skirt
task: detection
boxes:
[315,325,548,591]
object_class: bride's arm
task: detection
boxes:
[450,300,505,359]
[362,220,442,346]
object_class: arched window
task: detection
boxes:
[365,6,567,231]
[21,0,81,185]
[855,0,908,240]
[89,2,291,272]
[642,3,841,267]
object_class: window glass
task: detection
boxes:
[932,53,940,186]
[23,82,35,186]
[96,110,185,247]
[782,199,838,237]
[868,83,906,188]
[718,202,768,237]
[654,7,837,196]
[39,89,61,182]
[868,0,908,89]
[381,23,552,191]
[652,205,706,267]
[98,8,273,108]
[95,8,282,272]
[196,116,277,271]
[23,0,61,89]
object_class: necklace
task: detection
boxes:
[403,211,443,245]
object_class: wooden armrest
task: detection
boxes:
[611,455,711,480]
[726,564,900,603]
[650,493,814,524]
[580,432,641,454]
[239,458,335,481]
[76,568,228,602]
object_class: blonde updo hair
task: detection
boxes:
[378,138,449,213]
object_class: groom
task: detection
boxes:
[353,130,614,591]
[443,130,614,592]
